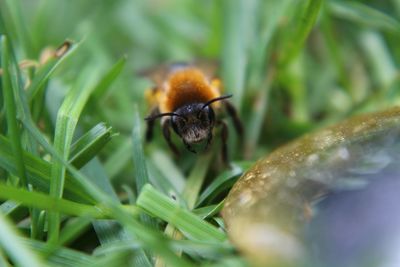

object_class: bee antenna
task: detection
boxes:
[201,94,233,110]
[145,112,186,121]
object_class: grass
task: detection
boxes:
[0,0,399,266]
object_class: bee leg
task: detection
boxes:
[204,132,213,151]
[145,107,159,142]
[162,119,179,156]
[217,120,229,165]
[224,101,244,139]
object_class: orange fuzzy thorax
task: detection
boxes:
[160,68,220,113]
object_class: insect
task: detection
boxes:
[143,63,243,163]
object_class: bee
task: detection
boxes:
[143,63,243,163]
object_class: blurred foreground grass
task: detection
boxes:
[0,0,399,266]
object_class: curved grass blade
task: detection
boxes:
[3,0,36,58]
[47,67,103,242]
[21,238,95,267]
[69,123,114,168]
[27,41,80,102]
[137,184,226,243]
[0,213,44,267]
[132,105,156,230]
[92,56,126,99]
[279,0,323,67]
[196,163,242,207]
[0,183,140,219]
[183,152,213,209]
[132,105,150,194]
[221,0,257,109]
[48,56,126,242]
[193,202,224,220]
[1,35,28,187]
[329,1,400,33]
[0,135,96,203]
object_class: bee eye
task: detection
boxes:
[197,109,209,120]
[174,116,186,128]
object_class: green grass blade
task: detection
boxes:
[58,217,93,246]
[69,123,114,168]
[48,54,126,242]
[132,105,150,195]
[131,104,157,236]
[92,56,126,99]
[21,238,95,267]
[0,213,44,267]
[183,152,213,209]
[3,0,36,58]
[0,249,11,267]
[329,1,400,33]
[0,135,96,203]
[48,67,99,242]
[359,30,397,89]
[149,150,185,194]
[221,0,257,109]
[1,35,28,187]
[193,202,224,220]
[0,183,140,218]
[279,0,323,67]
[27,41,80,102]
[196,164,242,206]
[137,184,226,242]
[248,0,292,88]
[104,137,132,179]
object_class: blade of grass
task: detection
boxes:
[137,184,226,243]
[155,150,213,267]
[27,41,80,102]
[359,31,397,89]
[21,237,95,267]
[58,217,93,246]
[104,137,132,179]
[147,160,182,201]
[92,56,126,99]
[0,249,11,267]
[131,104,156,265]
[132,105,150,195]
[248,0,292,89]
[279,0,323,67]
[196,164,242,206]
[0,213,44,267]
[148,150,185,194]
[69,123,114,168]
[0,134,96,203]
[48,55,126,242]
[0,200,27,224]
[0,183,140,218]
[221,0,257,109]
[329,1,400,33]
[4,0,36,58]
[47,66,100,243]
[193,202,224,220]
[183,152,213,209]
[1,35,28,187]
[132,105,156,226]
[320,7,352,96]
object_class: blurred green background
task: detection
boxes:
[0,0,400,266]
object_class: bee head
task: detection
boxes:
[145,94,232,151]
[171,103,215,144]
